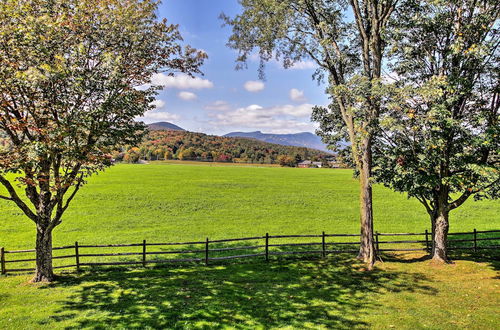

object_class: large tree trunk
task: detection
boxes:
[431,203,450,263]
[32,225,54,282]
[428,192,450,263]
[357,136,376,268]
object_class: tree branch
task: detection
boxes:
[350,0,368,43]
[62,176,83,213]
[447,191,471,211]
[0,174,37,221]
[0,195,13,201]
[416,194,433,215]
[50,174,84,231]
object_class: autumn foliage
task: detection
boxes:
[115,130,329,166]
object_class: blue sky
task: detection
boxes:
[137,0,330,135]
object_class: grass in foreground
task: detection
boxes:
[0,253,498,329]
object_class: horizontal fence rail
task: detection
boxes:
[1,229,499,275]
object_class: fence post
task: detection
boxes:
[322,231,326,258]
[1,247,5,275]
[265,233,269,262]
[142,240,147,267]
[375,232,380,253]
[425,230,429,253]
[473,229,477,253]
[205,237,209,266]
[75,242,80,271]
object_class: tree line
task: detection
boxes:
[115,130,330,165]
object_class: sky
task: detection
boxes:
[136,0,330,135]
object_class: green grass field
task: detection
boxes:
[0,163,499,329]
[1,163,498,249]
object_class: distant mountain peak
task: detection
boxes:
[223,131,331,153]
[147,122,185,131]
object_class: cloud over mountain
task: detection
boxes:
[206,103,316,134]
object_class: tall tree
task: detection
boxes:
[0,0,206,282]
[373,0,499,262]
[223,0,398,267]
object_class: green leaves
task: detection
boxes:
[0,0,206,223]
[373,0,500,209]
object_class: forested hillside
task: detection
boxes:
[225,131,329,152]
[114,130,331,165]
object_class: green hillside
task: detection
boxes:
[115,130,331,165]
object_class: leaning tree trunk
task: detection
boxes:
[358,136,376,268]
[32,224,54,282]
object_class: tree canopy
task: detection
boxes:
[223,0,398,267]
[0,0,206,282]
[372,0,500,261]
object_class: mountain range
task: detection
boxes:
[146,122,330,153]
[147,122,185,131]
[224,131,330,153]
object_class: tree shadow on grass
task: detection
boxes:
[43,255,435,329]
[447,231,500,270]
[380,231,500,271]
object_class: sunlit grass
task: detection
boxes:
[1,163,497,250]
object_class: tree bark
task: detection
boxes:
[431,203,450,263]
[427,192,450,263]
[357,136,376,268]
[32,225,54,282]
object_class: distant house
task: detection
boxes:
[298,160,312,168]
[298,160,323,168]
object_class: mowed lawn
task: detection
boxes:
[0,163,499,329]
[1,163,498,249]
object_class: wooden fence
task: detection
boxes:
[1,229,499,275]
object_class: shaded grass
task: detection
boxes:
[0,255,498,329]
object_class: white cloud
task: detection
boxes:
[151,99,166,110]
[289,60,317,70]
[267,104,313,117]
[289,88,306,102]
[134,84,150,91]
[151,73,214,89]
[135,99,181,123]
[244,80,265,92]
[206,103,315,134]
[205,102,313,118]
[204,100,231,111]
[178,91,197,101]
